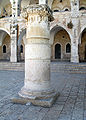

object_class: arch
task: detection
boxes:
[79,26,86,44]
[66,43,71,53]
[0,28,10,36]
[81,26,86,35]
[64,9,69,11]
[53,7,61,12]
[78,28,86,62]
[0,29,10,47]
[79,7,86,10]
[50,25,71,61]
[18,29,26,46]
[63,7,70,12]
[50,24,72,45]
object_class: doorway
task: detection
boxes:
[55,43,61,59]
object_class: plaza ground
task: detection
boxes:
[0,62,86,120]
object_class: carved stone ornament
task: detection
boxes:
[67,21,73,29]
[21,4,54,22]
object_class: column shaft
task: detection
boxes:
[71,41,79,63]
[10,24,18,62]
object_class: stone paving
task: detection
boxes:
[0,65,86,120]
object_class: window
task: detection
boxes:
[53,10,59,12]
[79,7,86,11]
[3,45,6,53]
[62,36,65,38]
[60,0,62,2]
[66,43,71,53]
[20,45,23,53]
[64,9,69,11]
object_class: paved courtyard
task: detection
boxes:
[0,68,86,120]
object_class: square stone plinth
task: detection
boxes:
[10,93,59,107]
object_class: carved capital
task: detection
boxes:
[21,4,54,22]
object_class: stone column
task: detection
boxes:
[10,0,18,62]
[71,37,79,63]
[39,0,48,4]
[71,19,79,63]
[70,0,79,63]
[10,22,18,62]
[18,5,57,107]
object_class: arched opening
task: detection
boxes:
[64,8,69,11]
[0,30,10,61]
[55,43,61,59]
[20,43,25,61]
[53,10,59,12]
[79,7,86,11]
[66,43,71,53]
[20,45,23,53]
[51,26,71,61]
[3,45,6,53]
[18,29,26,62]
[51,0,71,12]
[79,28,86,62]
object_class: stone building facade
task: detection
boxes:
[0,0,86,63]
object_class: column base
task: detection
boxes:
[71,56,79,63]
[18,86,57,99]
[11,87,59,107]
[10,58,17,63]
[11,93,59,107]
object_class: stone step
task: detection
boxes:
[0,62,25,71]
[51,62,86,73]
[0,62,86,73]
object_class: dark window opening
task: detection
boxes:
[64,9,69,11]
[55,44,61,59]
[60,0,62,2]
[79,7,86,11]
[20,45,23,53]
[66,43,71,53]
[53,10,59,12]
[75,2,77,6]
[3,45,6,53]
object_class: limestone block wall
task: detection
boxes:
[0,34,10,61]
[0,2,11,17]
[80,0,86,9]
[79,31,86,61]
[52,29,71,60]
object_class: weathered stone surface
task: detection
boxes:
[0,63,86,119]
[11,93,59,107]
[19,4,57,105]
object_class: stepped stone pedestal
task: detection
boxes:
[17,4,58,107]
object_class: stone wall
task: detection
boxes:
[51,29,71,60]
[51,0,71,11]
[0,34,10,61]
[79,31,86,61]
